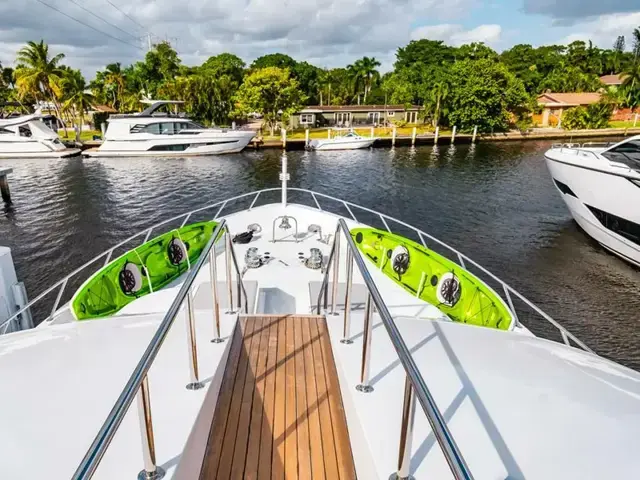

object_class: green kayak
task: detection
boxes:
[71,221,218,320]
[351,228,514,330]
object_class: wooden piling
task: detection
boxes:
[392,127,397,146]
[0,168,13,206]
[635,114,638,128]
[305,128,310,147]
[434,126,439,144]
[451,126,457,144]
[472,125,478,143]
[370,126,374,138]
[282,128,287,149]
[411,127,417,146]
[328,129,331,139]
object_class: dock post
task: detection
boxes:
[305,128,310,147]
[392,127,397,146]
[451,126,457,144]
[370,126,374,138]
[434,126,439,144]
[635,114,638,128]
[328,129,331,139]
[411,127,417,146]
[472,125,478,143]
[0,169,12,206]
[281,128,287,149]
[100,122,106,138]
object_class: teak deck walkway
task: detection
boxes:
[199,315,357,479]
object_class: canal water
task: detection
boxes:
[1,140,639,370]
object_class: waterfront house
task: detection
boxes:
[289,105,423,129]
[537,92,602,127]
[599,73,627,88]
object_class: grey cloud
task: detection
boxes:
[522,0,640,21]
[0,0,471,77]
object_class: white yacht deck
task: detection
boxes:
[1,191,639,479]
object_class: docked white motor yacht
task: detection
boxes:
[545,136,640,266]
[309,129,377,150]
[84,100,255,157]
[1,158,640,480]
[0,114,81,158]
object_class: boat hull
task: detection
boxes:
[70,221,218,320]
[310,138,376,150]
[545,153,640,267]
[84,132,255,157]
[0,148,81,158]
[351,227,515,330]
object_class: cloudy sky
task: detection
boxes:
[1,0,639,78]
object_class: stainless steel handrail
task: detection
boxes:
[72,220,248,479]
[1,187,591,355]
[318,219,474,480]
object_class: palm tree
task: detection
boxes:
[14,40,66,119]
[61,69,94,141]
[103,63,125,110]
[633,28,640,62]
[346,57,381,104]
[426,81,449,128]
[621,63,640,110]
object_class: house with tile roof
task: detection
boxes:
[289,105,423,129]
[537,92,603,127]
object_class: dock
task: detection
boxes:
[199,315,356,479]
[0,168,12,205]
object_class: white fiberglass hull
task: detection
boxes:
[85,131,255,157]
[311,138,376,151]
[0,148,81,159]
[545,151,640,266]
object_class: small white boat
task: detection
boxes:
[85,100,255,157]
[0,114,80,158]
[309,130,377,151]
[545,137,640,266]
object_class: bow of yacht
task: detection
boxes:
[0,114,81,158]
[1,159,640,480]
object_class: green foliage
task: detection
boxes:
[232,67,306,133]
[455,43,498,61]
[394,39,455,71]
[346,56,381,104]
[201,53,245,84]
[251,53,297,70]
[562,101,614,130]
[447,59,530,133]
[621,63,640,110]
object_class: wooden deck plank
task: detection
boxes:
[216,317,260,479]
[230,317,264,479]
[301,318,325,479]
[272,316,287,480]
[257,317,279,479]
[310,319,340,480]
[317,319,358,479]
[284,317,299,479]
[200,315,356,480]
[198,319,246,479]
[293,320,312,479]
[244,316,271,480]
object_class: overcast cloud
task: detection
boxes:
[1,0,639,79]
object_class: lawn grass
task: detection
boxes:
[609,120,640,128]
[261,126,449,141]
[58,129,102,142]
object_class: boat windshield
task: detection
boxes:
[602,138,640,171]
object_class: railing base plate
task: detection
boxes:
[356,384,374,393]
[389,474,414,480]
[340,339,353,344]
[186,382,205,391]
[211,337,225,344]
[138,466,165,480]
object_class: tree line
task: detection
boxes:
[1,29,640,134]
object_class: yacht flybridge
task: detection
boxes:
[545,136,640,266]
[0,114,81,158]
[84,100,256,157]
[2,159,640,480]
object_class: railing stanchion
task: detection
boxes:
[136,376,165,480]
[225,232,235,314]
[394,375,417,480]
[209,245,223,343]
[503,285,520,328]
[331,232,341,315]
[356,293,374,393]
[341,249,354,344]
[185,289,204,390]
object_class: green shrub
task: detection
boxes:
[562,101,614,130]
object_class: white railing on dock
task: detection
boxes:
[0,187,593,354]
